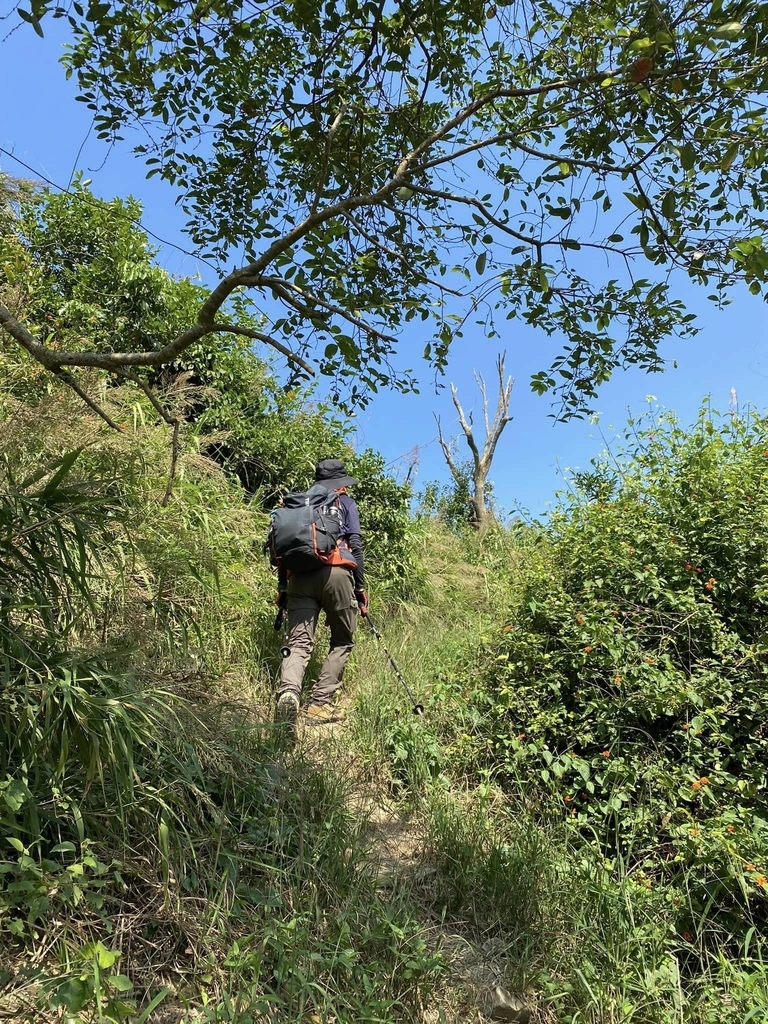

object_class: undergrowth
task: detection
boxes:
[352,405,768,1023]
[0,385,443,1023]
[3,384,768,1024]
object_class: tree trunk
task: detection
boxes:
[436,353,513,533]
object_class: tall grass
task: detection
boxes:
[0,388,447,1023]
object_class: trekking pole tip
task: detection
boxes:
[412,703,425,716]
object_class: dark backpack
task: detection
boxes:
[267,484,343,573]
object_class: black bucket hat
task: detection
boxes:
[314,458,357,489]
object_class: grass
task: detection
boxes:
[1,683,447,1023]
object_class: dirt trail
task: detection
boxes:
[299,723,532,1024]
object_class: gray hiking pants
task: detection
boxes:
[277,566,358,707]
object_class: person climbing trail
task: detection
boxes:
[268,458,367,736]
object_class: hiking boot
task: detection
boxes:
[304,703,345,724]
[274,692,299,738]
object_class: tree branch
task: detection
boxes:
[451,382,481,462]
[263,278,400,346]
[343,212,465,296]
[211,323,315,375]
[52,369,124,431]
[162,418,181,508]
[435,413,463,486]
[310,102,350,217]
[394,70,619,178]
[407,184,543,258]
[116,369,177,425]
[483,354,514,470]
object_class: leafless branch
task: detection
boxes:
[52,369,124,431]
[114,370,186,505]
[116,369,177,425]
[451,381,481,463]
[437,352,514,532]
[162,418,181,507]
[435,413,463,486]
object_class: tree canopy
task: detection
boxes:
[2,0,768,418]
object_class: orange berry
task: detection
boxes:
[726,825,735,834]
[756,876,767,887]
[583,645,593,653]
[602,750,610,758]
[692,781,701,791]
[747,864,756,871]
[700,777,710,786]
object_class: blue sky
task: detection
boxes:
[2,17,766,516]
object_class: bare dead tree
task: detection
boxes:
[436,353,513,535]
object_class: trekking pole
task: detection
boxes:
[364,615,424,716]
[273,607,290,659]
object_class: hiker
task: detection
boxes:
[272,458,367,728]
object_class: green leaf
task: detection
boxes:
[476,251,487,275]
[712,21,742,41]
[721,143,739,172]
[7,837,25,853]
[624,192,650,211]
[680,144,696,171]
[39,448,83,498]
[50,841,77,854]
[108,974,134,993]
[52,979,89,1013]
[2,781,27,813]
[661,191,676,219]
[96,943,120,969]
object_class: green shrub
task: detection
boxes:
[436,406,768,942]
